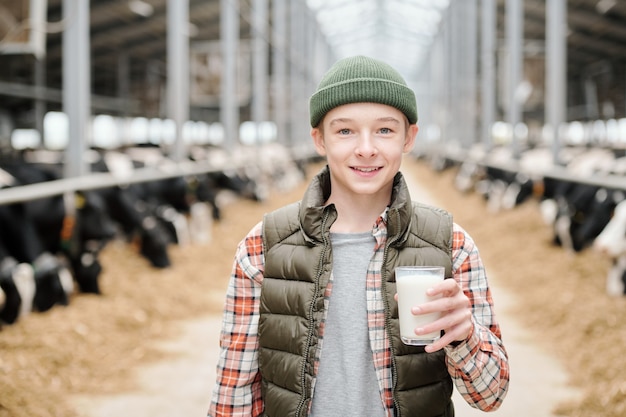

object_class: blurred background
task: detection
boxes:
[1,1,626,417]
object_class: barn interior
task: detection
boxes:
[1,1,626,417]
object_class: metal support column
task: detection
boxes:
[252,0,268,141]
[414,52,432,145]
[448,3,459,144]
[436,11,450,145]
[506,0,523,158]
[546,0,567,164]
[117,51,130,116]
[460,0,478,148]
[306,8,318,97]
[272,0,288,145]
[308,19,320,95]
[481,0,497,150]
[221,0,239,150]
[34,56,46,144]
[301,7,315,144]
[289,1,301,145]
[167,0,189,161]
[62,0,90,177]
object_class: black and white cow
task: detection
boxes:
[477,166,535,213]
[0,196,70,317]
[1,159,117,294]
[97,148,215,246]
[0,160,74,313]
[594,199,626,296]
[485,146,622,254]
[86,151,174,268]
[95,181,173,269]
[454,146,552,213]
[537,176,624,254]
[0,222,36,325]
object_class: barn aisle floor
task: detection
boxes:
[72,303,579,417]
[72,315,221,416]
[70,157,582,417]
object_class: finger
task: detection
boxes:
[415,307,471,338]
[426,279,459,297]
[424,336,451,353]
[423,322,470,353]
[412,294,465,315]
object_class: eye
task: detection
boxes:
[338,128,352,135]
[378,127,392,134]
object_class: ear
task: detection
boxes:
[311,128,327,156]
[403,124,418,153]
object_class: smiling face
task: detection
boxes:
[311,102,418,208]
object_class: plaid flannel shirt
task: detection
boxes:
[208,213,509,417]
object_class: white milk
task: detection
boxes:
[396,266,444,345]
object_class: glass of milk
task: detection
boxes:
[395,266,444,345]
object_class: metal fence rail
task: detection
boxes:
[422,145,626,191]
[0,160,229,205]
[485,160,626,191]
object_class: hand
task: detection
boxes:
[396,278,473,353]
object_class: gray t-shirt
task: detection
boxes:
[310,232,386,417]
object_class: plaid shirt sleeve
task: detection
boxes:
[444,223,510,411]
[208,221,265,417]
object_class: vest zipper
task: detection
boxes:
[382,208,402,417]
[295,209,331,417]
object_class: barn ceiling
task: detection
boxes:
[0,0,626,126]
[306,0,449,83]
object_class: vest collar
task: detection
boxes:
[299,165,336,244]
[387,171,414,246]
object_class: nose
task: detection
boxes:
[355,132,377,157]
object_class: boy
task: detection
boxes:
[208,55,509,416]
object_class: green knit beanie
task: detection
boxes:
[309,55,418,128]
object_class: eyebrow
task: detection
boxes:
[376,117,401,125]
[328,116,401,126]
[328,118,352,127]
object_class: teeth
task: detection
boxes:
[355,167,378,172]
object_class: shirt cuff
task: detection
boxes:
[444,318,481,368]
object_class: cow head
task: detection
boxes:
[32,252,73,312]
[138,216,171,268]
[0,257,36,324]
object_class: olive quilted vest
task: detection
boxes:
[260,166,454,417]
